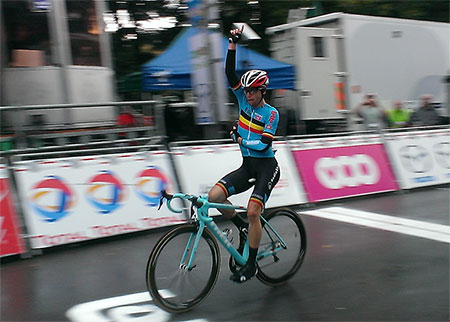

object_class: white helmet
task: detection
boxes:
[240,69,269,89]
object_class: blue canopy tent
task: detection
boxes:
[141,27,296,91]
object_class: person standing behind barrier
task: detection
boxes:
[353,93,388,130]
[387,100,410,128]
[408,94,445,127]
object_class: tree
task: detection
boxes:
[109,0,449,79]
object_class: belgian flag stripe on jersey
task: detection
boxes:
[232,83,241,91]
[239,110,264,135]
[262,132,274,140]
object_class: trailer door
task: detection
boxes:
[296,27,344,119]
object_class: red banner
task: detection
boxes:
[1,177,26,257]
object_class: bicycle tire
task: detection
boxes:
[256,208,306,286]
[146,224,221,313]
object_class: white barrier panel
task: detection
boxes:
[13,151,185,249]
[289,135,399,202]
[385,129,450,189]
[171,141,307,214]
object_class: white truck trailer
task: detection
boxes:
[266,12,450,131]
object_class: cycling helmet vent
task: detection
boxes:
[241,69,269,88]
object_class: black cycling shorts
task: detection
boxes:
[215,157,280,208]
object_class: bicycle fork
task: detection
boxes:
[179,223,206,271]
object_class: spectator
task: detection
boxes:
[408,94,444,127]
[387,100,410,128]
[353,93,388,130]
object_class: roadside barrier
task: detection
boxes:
[1,126,448,256]
[0,158,26,257]
[8,145,184,251]
[170,140,307,215]
[288,134,399,202]
[384,128,450,189]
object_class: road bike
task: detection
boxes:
[146,190,307,313]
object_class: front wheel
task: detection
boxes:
[256,208,307,286]
[146,224,221,313]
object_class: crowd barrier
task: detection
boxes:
[0,159,26,257]
[384,129,449,189]
[1,127,448,257]
[289,134,399,202]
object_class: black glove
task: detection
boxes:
[228,30,242,44]
[230,124,241,143]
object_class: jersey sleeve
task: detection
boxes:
[233,87,247,107]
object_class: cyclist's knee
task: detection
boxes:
[247,200,262,222]
[208,184,227,203]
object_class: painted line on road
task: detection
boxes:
[66,290,209,322]
[300,207,450,243]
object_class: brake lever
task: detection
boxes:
[189,196,204,208]
[158,190,173,210]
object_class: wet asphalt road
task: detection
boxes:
[1,186,449,322]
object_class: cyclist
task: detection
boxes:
[208,27,280,283]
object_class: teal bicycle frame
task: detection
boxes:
[164,192,288,270]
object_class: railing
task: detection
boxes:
[0,100,165,150]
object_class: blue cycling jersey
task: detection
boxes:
[232,86,279,158]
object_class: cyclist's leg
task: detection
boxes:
[247,198,263,249]
[208,185,235,218]
[230,198,261,283]
[208,161,252,221]
[248,157,280,250]
[231,158,280,283]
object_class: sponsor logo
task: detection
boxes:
[269,111,277,123]
[135,166,169,207]
[253,113,262,121]
[399,145,433,174]
[86,170,126,214]
[314,154,380,189]
[29,176,75,222]
[432,142,450,169]
[267,166,280,190]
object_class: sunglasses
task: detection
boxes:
[243,88,259,94]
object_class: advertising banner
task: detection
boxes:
[385,129,450,189]
[0,165,26,257]
[13,150,185,249]
[290,135,399,202]
[171,141,307,214]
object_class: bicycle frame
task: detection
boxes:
[164,193,288,270]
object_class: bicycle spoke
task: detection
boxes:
[147,225,220,313]
[256,209,306,286]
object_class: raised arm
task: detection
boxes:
[225,27,243,89]
[225,48,239,89]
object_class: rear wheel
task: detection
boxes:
[256,208,306,286]
[146,224,220,313]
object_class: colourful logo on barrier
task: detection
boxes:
[29,176,75,222]
[135,166,169,207]
[86,170,126,214]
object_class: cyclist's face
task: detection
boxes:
[244,88,262,107]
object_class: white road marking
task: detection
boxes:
[66,291,208,322]
[300,207,450,243]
